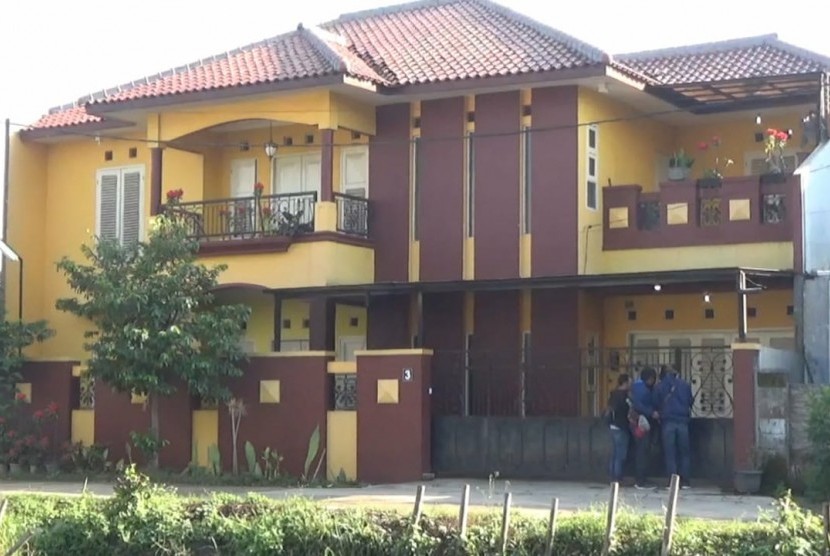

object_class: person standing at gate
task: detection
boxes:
[654,365,694,489]
[630,366,659,490]
[604,373,631,484]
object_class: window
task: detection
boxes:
[96,166,144,244]
[586,124,598,210]
[521,127,532,234]
[466,133,475,237]
[340,146,369,198]
[411,138,421,241]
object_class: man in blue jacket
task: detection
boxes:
[654,365,694,489]
[630,367,659,489]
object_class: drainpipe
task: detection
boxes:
[2,118,10,315]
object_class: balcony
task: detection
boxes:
[603,175,797,251]
[167,192,370,254]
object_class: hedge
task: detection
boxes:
[0,468,824,555]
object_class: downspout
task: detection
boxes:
[2,118,10,315]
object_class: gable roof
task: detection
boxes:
[617,34,830,85]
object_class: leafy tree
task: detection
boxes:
[56,214,250,468]
[0,310,54,413]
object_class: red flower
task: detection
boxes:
[166,188,184,201]
[6,430,16,439]
[15,392,27,401]
[33,410,44,420]
[47,402,59,414]
[253,182,265,194]
[697,141,709,151]
[766,128,777,136]
[775,131,788,141]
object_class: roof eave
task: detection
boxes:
[20,118,136,142]
[378,64,608,96]
[84,73,348,116]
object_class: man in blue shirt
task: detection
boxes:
[654,365,694,489]
[630,367,659,489]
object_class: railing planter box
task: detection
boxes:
[696,177,722,189]
[733,469,762,494]
[759,172,790,185]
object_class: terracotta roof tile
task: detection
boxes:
[617,34,830,85]
[321,0,606,86]
[30,105,102,130]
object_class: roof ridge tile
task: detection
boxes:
[616,34,780,61]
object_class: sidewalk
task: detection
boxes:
[0,478,773,521]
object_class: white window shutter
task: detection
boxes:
[121,170,142,244]
[97,173,120,241]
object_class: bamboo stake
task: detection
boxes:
[601,482,620,556]
[661,475,681,556]
[543,497,560,556]
[412,485,425,526]
[458,484,471,539]
[499,491,512,555]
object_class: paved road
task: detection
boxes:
[0,478,773,521]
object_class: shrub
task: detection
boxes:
[806,386,830,498]
[0,469,825,555]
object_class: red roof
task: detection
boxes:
[27,3,830,132]
[321,0,607,86]
[617,34,830,85]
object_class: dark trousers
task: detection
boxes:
[635,431,651,485]
[662,420,691,480]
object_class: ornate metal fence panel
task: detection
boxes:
[332,374,357,410]
[334,193,369,238]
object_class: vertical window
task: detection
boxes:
[521,127,532,234]
[466,133,475,237]
[96,166,144,244]
[411,138,420,241]
[586,124,598,210]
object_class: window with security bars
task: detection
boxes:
[96,167,144,244]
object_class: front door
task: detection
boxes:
[229,159,257,235]
[273,154,321,196]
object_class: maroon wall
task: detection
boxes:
[474,91,521,279]
[356,352,431,483]
[531,87,579,276]
[370,104,411,282]
[732,348,757,471]
[218,355,329,478]
[419,98,465,281]
[93,381,192,469]
[473,291,521,416]
[367,294,411,349]
[423,292,465,415]
[19,361,76,450]
[530,289,581,416]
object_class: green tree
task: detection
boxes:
[56,214,250,468]
[0,311,54,413]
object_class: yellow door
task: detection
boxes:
[191,410,219,467]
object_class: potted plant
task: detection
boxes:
[696,136,733,188]
[8,441,23,475]
[668,149,694,181]
[734,447,764,494]
[761,128,790,184]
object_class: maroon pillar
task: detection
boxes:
[309,297,336,352]
[732,345,759,471]
[356,350,432,483]
[320,129,334,202]
[150,147,163,215]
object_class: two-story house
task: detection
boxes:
[5,0,829,482]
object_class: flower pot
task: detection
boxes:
[697,177,722,189]
[29,464,39,474]
[759,172,788,185]
[734,469,762,494]
[668,166,690,181]
[45,462,59,475]
[9,463,23,475]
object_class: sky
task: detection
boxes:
[0,0,828,216]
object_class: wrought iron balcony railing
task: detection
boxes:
[334,193,369,238]
[167,192,317,241]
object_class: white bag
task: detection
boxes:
[638,414,651,432]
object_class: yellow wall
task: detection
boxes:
[577,88,674,275]
[326,410,357,481]
[6,135,48,354]
[335,304,368,344]
[163,147,205,202]
[191,409,219,467]
[71,409,95,445]
[199,241,374,290]
[676,110,806,179]
[148,90,376,143]
[603,289,794,347]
